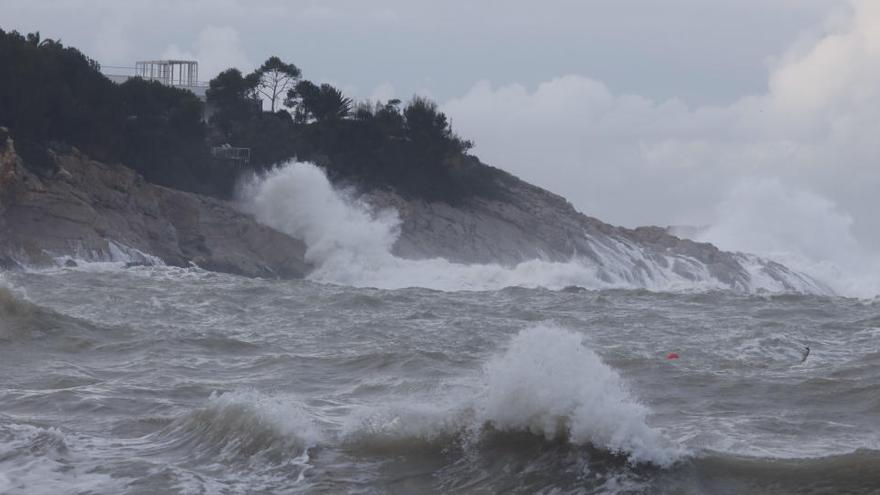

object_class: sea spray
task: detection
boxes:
[699,178,880,298]
[238,164,400,268]
[477,325,682,466]
[239,162,608,290]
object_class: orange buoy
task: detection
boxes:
[667,352,679,360]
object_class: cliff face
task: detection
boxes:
[0,134,310,278]
[362,172,829,293]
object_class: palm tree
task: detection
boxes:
[314,84,352,121]
[25,32,63,49]
[290,81,352,122]
[25,31,40,46]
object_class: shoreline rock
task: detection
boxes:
[0,132,311,278]
[360,170,830,294]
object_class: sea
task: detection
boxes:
[1,163,879,494]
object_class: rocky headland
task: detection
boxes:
[0,31,831,293]
[0,128,828,293]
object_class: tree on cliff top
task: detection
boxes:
[0,29,230,195]
[2,29,500,203]
[251,56,301,112]
[205,68,261,132]
[404,96,473,155]
[287,81,353,123]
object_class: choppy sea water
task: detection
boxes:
[2,265,880,494]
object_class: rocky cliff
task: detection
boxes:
[362,171,830,293]
[0,131,310,278]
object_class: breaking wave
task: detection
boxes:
[477,325,681,465]
[341,325,682,467]
[240,162,824,293]
[156,390,319,464]
[162,326,678,472]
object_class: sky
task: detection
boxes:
[5,0,879,254]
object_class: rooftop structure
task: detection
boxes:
[102,59,208,99]
[136,60,199,87]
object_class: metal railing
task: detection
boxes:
[100,65,210,90]
[211,146,251,166]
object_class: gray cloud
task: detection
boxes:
[444,0,880,253]
[4,0,844,102]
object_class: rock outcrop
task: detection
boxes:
[0,132,310,278]
[362,171,830,293]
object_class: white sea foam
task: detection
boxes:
[55,241,164,272]
[0,422,123,495]
[13,241,167,276]
[240,161,821,293]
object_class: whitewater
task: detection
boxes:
[2,163,880,494]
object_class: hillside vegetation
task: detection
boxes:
[0,29,503,202]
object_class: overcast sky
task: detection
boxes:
[6,0,879,256]
[4,0,843,103]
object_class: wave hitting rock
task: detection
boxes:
[0,131,829,293]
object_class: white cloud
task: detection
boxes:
[444,0,880,249]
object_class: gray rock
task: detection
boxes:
[0,135,310,279]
